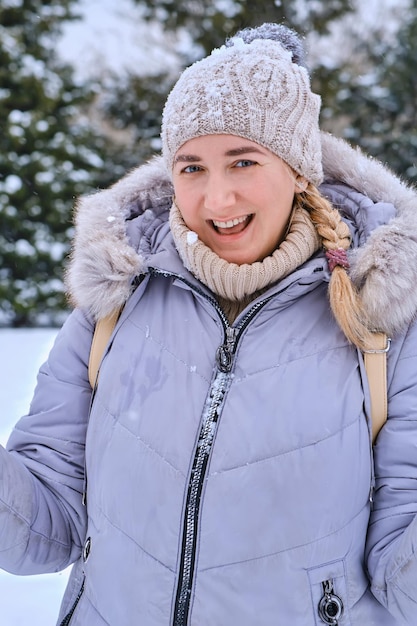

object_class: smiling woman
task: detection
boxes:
[172,135,301,264]
[2,21,417,626]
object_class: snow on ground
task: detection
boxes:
[0,328,71,626]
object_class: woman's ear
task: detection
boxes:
[295,177,308,192]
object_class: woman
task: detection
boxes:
[2,23,417,626]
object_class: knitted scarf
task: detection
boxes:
[169,202,321,322]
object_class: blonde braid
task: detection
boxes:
[297,184,373,351]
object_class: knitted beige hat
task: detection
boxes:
[161,24,323,186]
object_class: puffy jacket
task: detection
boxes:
[1,133,417,625]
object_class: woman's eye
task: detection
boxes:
[235,159,255,168]
[183,165,202,173]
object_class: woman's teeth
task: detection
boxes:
[212,215,249,229]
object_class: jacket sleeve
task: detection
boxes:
[0,308,93,575]
[366,318,417,622]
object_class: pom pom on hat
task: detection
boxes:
[161,23,323,186]
[224,23,307,67]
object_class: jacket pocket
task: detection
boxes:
[308,560,351,625]
[59,577,85,626]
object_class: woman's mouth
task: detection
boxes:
[212,214,253,235]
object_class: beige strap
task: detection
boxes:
[363,332,390,443]
[88,310,121,388]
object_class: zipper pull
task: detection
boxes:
[216,327,236,373]
[318,579,344,625]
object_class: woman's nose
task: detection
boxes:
[204,174,235,212]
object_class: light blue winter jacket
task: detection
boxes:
[1,133,417,625]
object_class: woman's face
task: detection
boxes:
[172,134,302,265]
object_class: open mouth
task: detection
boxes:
[211,214,253,235]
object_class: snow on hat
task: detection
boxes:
[161,23,323,186]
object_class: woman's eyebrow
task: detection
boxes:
[174,146,265,163]
[224,146,265,156]
[174,154,201,163]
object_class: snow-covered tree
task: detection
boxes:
[0,0,117,326]
[309,1,416,182]
[137,0,354,50]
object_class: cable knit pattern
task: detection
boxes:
[169,201,321,302]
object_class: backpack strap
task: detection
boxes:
[363,332,390,443]
[88,310,121,388]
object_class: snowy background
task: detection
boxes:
[57,0,190,80]
[0,328,69,625]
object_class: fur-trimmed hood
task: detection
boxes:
[66,132,417,337]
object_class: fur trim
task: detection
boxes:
[67,134,417,336]
[322,132,417,335]
[65,156,173,319]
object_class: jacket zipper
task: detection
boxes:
[59,579,85,626]
[172,366,231,625]
[153,270,275,625]
[318,579,344,625]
